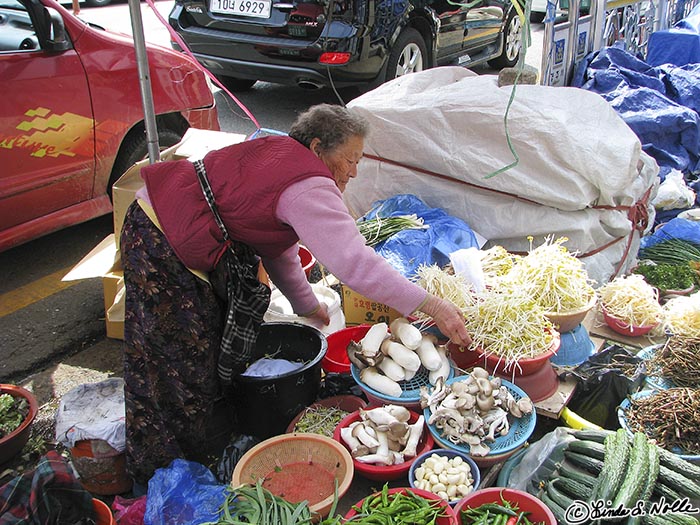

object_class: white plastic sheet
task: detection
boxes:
[344,67,660,286]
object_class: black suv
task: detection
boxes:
[168,0,522,90]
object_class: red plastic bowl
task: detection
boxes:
[323,325,371,374]
[332,406,434,481]
[454,487,557,525]
[480,330,561,376]
[601,307,658,337]
[93,498,115,525]
[345,487,458,524]
[447,343,483,371]
[0,384,38,465]
[298,245,316,278]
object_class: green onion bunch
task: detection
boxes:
[357,214,427,247]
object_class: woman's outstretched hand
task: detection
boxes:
[304,302,330,326]
[419,294,472,346]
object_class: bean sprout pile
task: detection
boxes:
[463,285,556,368]
[662,291,700,338]
[598,274,664,327]
[506,237,596,313]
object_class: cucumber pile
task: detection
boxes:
[537,429,700,525]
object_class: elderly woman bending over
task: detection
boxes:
[119,103,471,487]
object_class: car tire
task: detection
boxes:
[85,0,111,6]
[215,76,257,92]
[385,28,427,83]
[108,128,184,199]
[488,10,522,69]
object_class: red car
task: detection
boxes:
[0,0,219,252]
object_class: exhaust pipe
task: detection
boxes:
[297,78,324,89]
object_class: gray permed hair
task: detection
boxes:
[288,104,369,153]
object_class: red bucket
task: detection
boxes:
[70,439,133,495]
[298,245,316,278]
[322,325,371,374]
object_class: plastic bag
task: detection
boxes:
[359,194,479,278]
[506,427,576,493]
[54,377,126,451]
[113,495,147,525]
[449,248,485,292]
[652,169,696,210]
[241,358,303,377]
[564,345,646,429]
[319,373,366,399]
[215,434,261,485]
[640,217,700,250]
[144,459,227,525]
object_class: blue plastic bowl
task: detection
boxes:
[423,375,537,464]
[351,363,455,411]
[636,344,677,391]
[408,448,481,505]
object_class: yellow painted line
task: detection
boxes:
[0,267,78,318]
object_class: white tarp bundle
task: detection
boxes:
[344,67,660,286]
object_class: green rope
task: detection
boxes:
[484,0,532,179]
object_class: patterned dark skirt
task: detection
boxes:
[120,201,233,485]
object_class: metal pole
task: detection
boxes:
[128,0,160,164]
[566,0,580,84]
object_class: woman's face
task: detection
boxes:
[312,135,364,193]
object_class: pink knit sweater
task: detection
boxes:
[136,176,427,317]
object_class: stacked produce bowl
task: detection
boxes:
[421,371,537,468]
[348,318,454,411]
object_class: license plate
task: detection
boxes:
[210,0,271,18]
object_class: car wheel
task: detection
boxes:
[215,75,257,92]
[385,28,427,83]
[85,0,111,6]
[488,10,522,69]
[530,11,545,23]
[108,128,184,199]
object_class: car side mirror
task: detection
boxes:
[33,5,71,52]
[44,8,71,51]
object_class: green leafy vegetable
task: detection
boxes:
[632,262,697,291]
[0,393,28,438]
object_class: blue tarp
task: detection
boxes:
[359,194,479,278]
[647,3,700,67]
[572,45,700,180]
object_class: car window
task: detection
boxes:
[0,0,38,52]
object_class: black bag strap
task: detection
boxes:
[193,159,231,243]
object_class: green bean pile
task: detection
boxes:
[345,484,448,524]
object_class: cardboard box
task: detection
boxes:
[63,234,124,340]
[341,284,402,326]
[103,259,124,340]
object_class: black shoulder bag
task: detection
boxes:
[193,159,271,386]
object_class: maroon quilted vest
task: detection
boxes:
[143,135,333,271]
